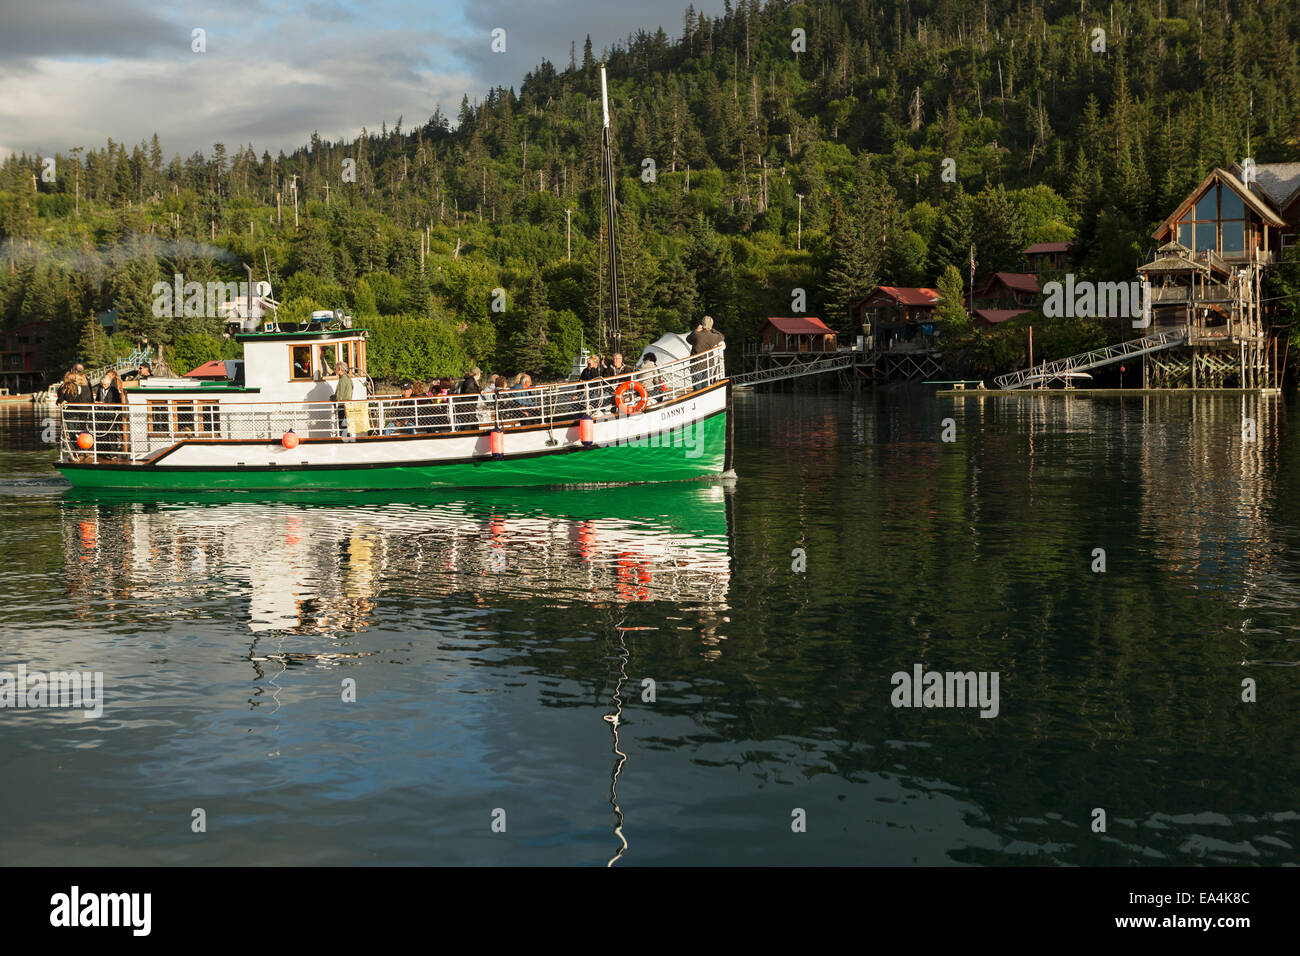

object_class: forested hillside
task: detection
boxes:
[5,0,1300,380]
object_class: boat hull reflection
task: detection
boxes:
[60,484,733,634]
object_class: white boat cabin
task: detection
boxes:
[127,328,368,410]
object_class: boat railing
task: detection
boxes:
[57,346,727,464]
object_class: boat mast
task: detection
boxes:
[600,65,622,358]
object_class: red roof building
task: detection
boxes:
[756,317,838,353]
[851,287,943,353]
[1024,242,1073,273]
[184,360,233,379]
[1,321,51,393]
[972,272,1040,310]
[973,309,1031,327]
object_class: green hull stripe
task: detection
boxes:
[56,413,727,490]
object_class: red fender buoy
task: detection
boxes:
[579,415,594,447]
[282,431,299,449]
[489,427,505,459]
[76,432,94,450]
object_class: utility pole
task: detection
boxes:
[290,174,299,228]
[795,193,805,250]
[70,146,84,217]
[322,182,331,206]
[566,208,572,262]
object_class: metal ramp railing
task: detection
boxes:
[88,347,153,383]
[993,330,1185,390]
[730,352,861,388]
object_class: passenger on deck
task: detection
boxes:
[687,316,724,388]
[93,371,124,405]
[56,372,82,405]
[334,364,354,435]
[92,371,126,454]
[638,352,666,401]
[455,367,482,428]
[687,315,724,354]
[57,371,94,446]
[504,373,537,420]
[386,381,420,434]
[602,353,631,378]
[579,355,603,381]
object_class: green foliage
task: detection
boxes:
[168,333,223,375]
[934,266,971,338]
[6,0,1300,384]
[1012,185,1076,246]
[76,314,107,368]
[365,315,470,381]
[1266,244,1300,347]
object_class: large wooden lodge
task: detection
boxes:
[1136,162,1295,388]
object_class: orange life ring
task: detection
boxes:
[614,380,648,414]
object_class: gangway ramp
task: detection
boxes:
[993,330,1184,390]
[730,352,861,388]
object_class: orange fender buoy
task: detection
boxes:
[282,431,299,449]
[614,380,648,415]
[76,432,94,450]
[489,427,505,459]
[578,415,594,446]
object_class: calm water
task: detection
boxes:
[1,391,1298,866]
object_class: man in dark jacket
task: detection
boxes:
[686,316,725,388]
[602,352,631,378]
[387,381,419,434]
[687,315,725,354]
[454,367,482,428]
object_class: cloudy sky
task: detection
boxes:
[0,0,721,160]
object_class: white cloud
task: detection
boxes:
[0,55,475,158]
[0,0,725,158]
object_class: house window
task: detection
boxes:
[290,345,314,381]
[1178,183,1248,256]
[1222,221,1245,255]
[1195,222,1217,251]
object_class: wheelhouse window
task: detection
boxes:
[339,339,363,373]
[1176,183,1249,256]
[148,401,170,435]
[318,345,338,377]
[290,345,314,381]
[198,403,220,434]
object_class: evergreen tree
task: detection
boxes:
[825,194,874,332]
[971,185,1026,275]
[934,265,970,338]
[931,192,974,284]
[76,313,106,368]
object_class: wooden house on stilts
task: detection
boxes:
[1138,163,1293,388]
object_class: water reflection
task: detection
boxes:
[60,485,732,631]
[7,390,1299,865]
